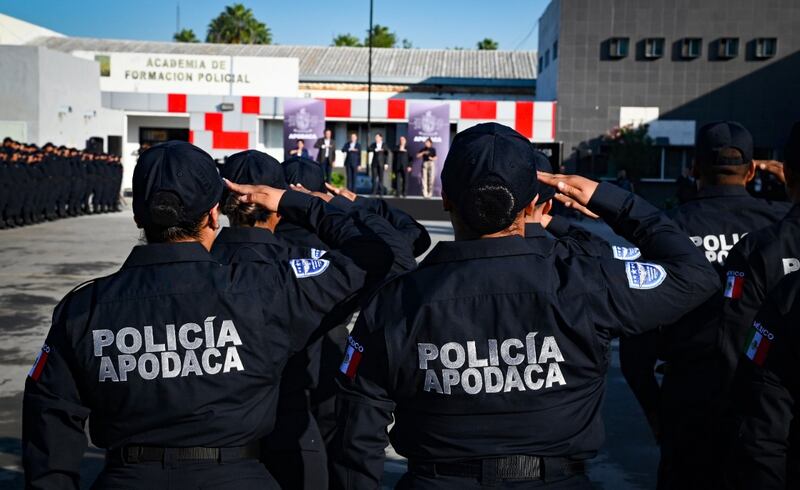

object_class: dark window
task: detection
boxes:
[553,40,558,59]
[644,38,665,59]
[718,38,739,58]
[545,49,550,67]
[755,37,777,58]
[681,38,702,59]
[538,56,544,71]
[608,37,630,58]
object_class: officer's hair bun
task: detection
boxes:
[460,180,516,235]
[149,191,183,227]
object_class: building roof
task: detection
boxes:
[30,36,537,87]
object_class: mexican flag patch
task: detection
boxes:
[340,336,364,380]
[724,271,745,299]
[744,322,773,366]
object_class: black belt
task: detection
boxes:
[409,455,586,483]
[106,444,260,466]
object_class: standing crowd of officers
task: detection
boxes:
[0,137,123,229]
[18,119,800,490]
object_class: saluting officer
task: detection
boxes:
[729,271,800,489]
[22,141,398,489]
[330,123,718,489]
[618,121,790,489]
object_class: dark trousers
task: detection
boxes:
[320,159,333,183]
[261,410,328,490]
[393,169,407,196]
[371,163,384,195]
[397,472,593,489]
[346,164,358,192]
[91,459,279,490]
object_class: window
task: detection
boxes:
[545,49,550,67]
[538,56,544,71]
[718,38,739,58]
[608,37,630,58]
[680,38,702,59]
[553,40,558,59]
[644,38,665,59]
[755,37,777,58]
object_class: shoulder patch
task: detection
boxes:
[611,245,641,261]
[28,344,50,381]
[744,321,774,366]
[289,258,330,278]
[625,262,667,290]
[310,248,327,259]
[724,271,745,299]
[340,336,364,380]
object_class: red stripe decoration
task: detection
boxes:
[387,99,406,119]
[754,340,772,366]
[551,102,557,140]
[515,101,534,138]
[213,131,249,149]
[241,96,260,114]
[167,93,186,113]
[324,98,352,118]
[28,346,49,381]
[205,113,223,132]
[461,100,497,119]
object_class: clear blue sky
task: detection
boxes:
[0,0,549,51]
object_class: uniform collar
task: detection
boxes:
[215,226,281,245]
[694,185,750,199]
[421,235,545,267]
[524,223,548,239]
[122,242,217,268]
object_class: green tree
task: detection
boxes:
[173,28,199,43]
[332,33,362,47]
[206,3,271,44]
[365,24,396,48]
[476,38,499,50]
[401,38,413,49]
[603,124,658,179]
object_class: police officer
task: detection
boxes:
[728,271,800,489]
[22,141,398,489]
[618,121,791,488]
[330,123,718,489]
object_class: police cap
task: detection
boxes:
[696,121,753,166]
[133,141,223,228]
[282,156,326,193]
[220,150,285,204]
[442,123,539,233]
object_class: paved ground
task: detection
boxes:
[0,210,658,489]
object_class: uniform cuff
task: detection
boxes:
[330,195,355,211]
[277,190,316,223]
[587,182,631,221]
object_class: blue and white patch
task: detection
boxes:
[310,248,327,259]
[289,258,330,278]
[611,245,641,261]
[625,262,667,290]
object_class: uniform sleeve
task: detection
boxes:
[587,183,719,336]
[731,297,796,490]
[618,331,662,440]
[719,241,768,383]
[23,297,90,490]
[547,214,622,258]
[357,198,432,258]
[329,313,395,490]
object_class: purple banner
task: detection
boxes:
[406,102,450,197]
[283,98,325,160]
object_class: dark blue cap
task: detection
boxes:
[442,123,540,215]
[532,151,555,203]
[220,150,285,203]
[132,141,223,228]
[696,121,753,166]
[282,156,326,193]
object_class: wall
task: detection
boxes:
[536,0,560,101]
[0,46,40,141]
[551,0,800,170]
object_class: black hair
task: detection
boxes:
[425,138,433,143]
[142,191,208,243]
[695,147,751,184]
[221,193,270,227]
[376,133,383,138]
[458,180,518,235]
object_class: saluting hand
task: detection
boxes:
[325,182,357,202]
[537,172,600,219]
[224,179,286,212]
[288,183,333,202]
[755,160,786,184]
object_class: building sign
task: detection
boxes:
[282,98,325,160]
[72,51,299,96]
[407,102,450,197]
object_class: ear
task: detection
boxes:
[525,194,540,216]
[745,161,757,182]
[542,199,553,216]
[208,204,221,231]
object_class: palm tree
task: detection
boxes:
[477,38,499,50]
[332,34,362,47]
[173,29,199,43]
[365,24,396,48]
[206,3,271,44]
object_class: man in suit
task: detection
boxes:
[368,133,389,196]
[393,135,411,197]
[342,133,361,193]
[314,129,336,183]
